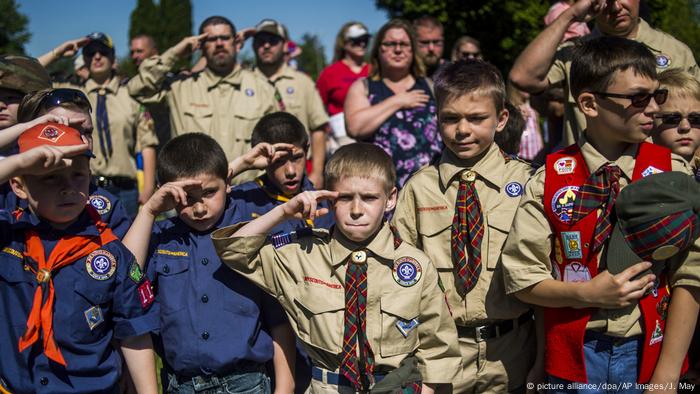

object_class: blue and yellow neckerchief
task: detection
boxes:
[255,176,314,227]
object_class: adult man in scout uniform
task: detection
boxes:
[127,15,277,184]
[250,19,330,188]
[509,0,700,147]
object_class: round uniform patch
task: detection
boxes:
[655,54,671,69]
[86,250,117,280]
[245,88,255,97]
[286,87,294,94]
[551,186,579,223]
[505,182,523,197]
[392,257,422,287]
[89,195,111,215]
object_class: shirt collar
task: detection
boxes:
[85,76,120,95]
[16,207,100,237]
[203,64,243,90]
[255,64,295,84]
[578,132,637,180]
[633,19,659,51]
[438,143,506,191]
[330,222,395,267]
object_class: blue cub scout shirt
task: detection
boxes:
[230,175,335,235]
[0,209,156,394]
[145,195,288,377]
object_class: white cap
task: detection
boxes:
[345,24,369,40]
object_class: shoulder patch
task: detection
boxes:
[89,195,112,215]
[86,249,117,280]
[505,182,523,197]
[129,262,144,283]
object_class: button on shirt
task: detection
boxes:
[145,196,288,377]
[230,175,335,235]
[0,209,155,394]
[392,143,533,326]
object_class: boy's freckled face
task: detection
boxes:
[439,92,508,161]
[16,156,91,226]
[267,145,306,195]
[653,95,700,161]
[331,176,396,243]
[176,173,230,232]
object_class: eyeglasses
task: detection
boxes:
[654,112,700,127]
[418,39,444,47]
[459,51,481,60]
[592,89,668,108]
[40,89,92,114]
[380,41,411,50]
[83,45,113,59]
[203,34,233,43]
[348,36,370,47]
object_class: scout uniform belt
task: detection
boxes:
[457,310,533,342]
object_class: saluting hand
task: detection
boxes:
[54,37,91,58]
[580,261,656,309]
[282,190,338,221]
[14,144,90,176]
[568,0,607,23]
[143,180,202,217]
[173,33,209,58]
[242,143,297,170]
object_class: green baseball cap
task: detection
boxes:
[606,171,700,275]
[0,55,51,94]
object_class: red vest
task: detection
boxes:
[542,142,685,383]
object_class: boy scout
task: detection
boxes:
[501,37,700,390]
[0,123,157,393]
[123,133,295,394]
[251,19,330,187]
[231,112,334,235]
[213,143,461,393]
[650,69,700,180]
[42,32,159,216]
[127,16,277,184]
[510,0,700,147]
[391,60,536,393]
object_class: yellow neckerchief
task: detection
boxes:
[255,176,314,227]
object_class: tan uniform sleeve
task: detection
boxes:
[390,183,420,247]
[546,50,568,86]
[211,223,280,297]
[135,107,158,151]
[667,157,700,288]
[500,168,556,294]
[415,259,461,383]
[127,47,180,104]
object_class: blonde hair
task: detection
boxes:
[658,68,700,102]
[369,19,425,80]
[324,143,396,193]
[333,21,369,63]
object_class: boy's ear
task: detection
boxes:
[495,107,510,133]
[578,92,598,118]
[9,177,28,200]
[385,186,398,212]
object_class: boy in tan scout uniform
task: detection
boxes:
[212,143,461,393]
[501,37,700,391]
[391,60,536,393]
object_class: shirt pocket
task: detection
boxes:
[294,283,345,353]
[183,106,214,134]
[485,211,515,270]
[154,257,190,315]
[416,210,453,270]
[0,256,33,284]
[232,104,263,142]
[380,291,420,357]
[71,280,113,344]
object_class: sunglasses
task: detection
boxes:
[655,112,700,127]
[254,34,283,46]
[592,89,668,108]
[40,89,92,114]
[459,51,481,60]
[348,36,370,47]
[83,45,113,59]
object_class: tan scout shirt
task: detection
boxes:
[127,47,277,183]
[56,77,158,179]
[392,144,533,326]
[501,134,700,338]
[548,19,700,147]
[255,65,329,133]
[212,222,461,384]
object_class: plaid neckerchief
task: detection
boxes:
[570,164,622,253]
[451,170,484,295]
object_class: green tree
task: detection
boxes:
[0,0,31,55]
[297,33,327,81]
[375,0,550,74]
[645,0,700,61]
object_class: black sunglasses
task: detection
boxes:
[348,36,370,47]
[40,89,92,114]
[254,34,283,46]
[655,112,700,127]
[592,89,668,108]
[83,45,113,59]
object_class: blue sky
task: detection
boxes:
[18,0,390,63]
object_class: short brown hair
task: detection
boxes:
[324,143,396,193]
[369,19,425,80]
[412,15,443,33]
[570,36,657,100]
[451,36,480,61]
[658,68,700,102]
[433,59,506,112]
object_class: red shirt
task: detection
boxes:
[316,61,369,115]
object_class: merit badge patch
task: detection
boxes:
[395,318,420,338]
[561,231,583,259]
[563,262,591,283]
[641,165,663,177]
[392,257,422,287]
[129,262,144,283]
[245,88,255,97]
[89,195,111,215]
[84,306,104,330]
[650,320,664,345]
[286,87,294,94]
[138,279,155,309]
[655,54,671,69]
[505,182,523,197]
[86,250,117,280]
[554,157,576,175]
[551,186,579,223]
[37,125,65,143]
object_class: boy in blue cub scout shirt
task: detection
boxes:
[123,133,295,394]
[230,112,335,236]
[0,122,157,394]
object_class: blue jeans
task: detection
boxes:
[166,370,270,394]
[547,331,643,394]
